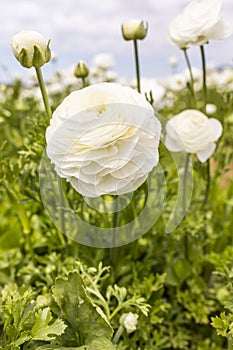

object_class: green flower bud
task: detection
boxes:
[11,30,51,68]
[121,20,148,41]
[74,60,89,78]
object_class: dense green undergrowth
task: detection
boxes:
[0,79,233,349]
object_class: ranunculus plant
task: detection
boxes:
[11,30,52,120]
[121,19,148,93]
[165,109,222,163]
[11,30,51,68]
[46,82,161,197]
[168,0,233,49]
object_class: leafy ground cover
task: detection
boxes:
[0,67,233,350]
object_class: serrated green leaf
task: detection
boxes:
[52,271,113,344]
[31,307,67,341]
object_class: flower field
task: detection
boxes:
[1,1,233,349]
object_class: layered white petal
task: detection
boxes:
[165,109,223,162]
[46,83,161,197]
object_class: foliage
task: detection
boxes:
[0,70,233,350]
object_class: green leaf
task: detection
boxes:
[37,346,86,350]
[31,307,67,341]
[211,313,229,337]
[52,271,113,344]
[37,338,116,350]
[87,337,116,350]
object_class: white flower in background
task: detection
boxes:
[11,30,51,68]
[165,109,223,162]
[183,67,203,91]
[168,56,178,68]
[120,312,139,333]
[164,73,187,92]
[168,0,233,48]
[122,19,148,41]
[139,78,165,106]
[46,83,161,197]
[93,53,115,71]
[207,68,233,91]
[206,103,217,115]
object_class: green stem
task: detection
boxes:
[81,77,86,88]
[110,198,118,265]
[25,232,36,265]
[183,153,190,214]
[200,45,210,206]
[112,325,124,344]
[35,67,52,120]
[58,179,66,245]
[183,153,190,259]
[182,48,195,99]
[133,39,141,93]
[200,45,207,111]
[204,159,210,206]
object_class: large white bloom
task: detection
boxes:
[46,83,161,197]
[165,109,222,162]
[168,0,233,48]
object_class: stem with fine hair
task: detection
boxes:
[200,45,207,111]
[35,67,52,120]
[182,48,195,99]
[133,39,141,93]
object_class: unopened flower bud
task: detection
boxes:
[74,60,89,78]
[11,30,51,69]
[121,20,148,41]
[120,312,139,333]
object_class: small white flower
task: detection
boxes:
[168,56,178,68]
[122,19,148,41]
[11,30,51,68]
[168,0,233,48]
[120,312,139,333]
[93,53,115,70]
[206,103,217,115]
[139,78,165,106]
[165,109,223,162]
[46,83,161,197]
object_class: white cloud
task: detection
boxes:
[0,0,232,80]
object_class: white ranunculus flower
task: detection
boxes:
[46,83,161,197]
[11,30,51,68]
[139,78,165,106]
[120,312,139,333]
[168,0,233,48]
[165,109,222,162]
[92,53,115,70]
[122,19,148,41]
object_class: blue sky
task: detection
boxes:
[1,0,233,82]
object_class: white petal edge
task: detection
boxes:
[196,143,216,163]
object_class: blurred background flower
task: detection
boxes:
[1,0,232,83]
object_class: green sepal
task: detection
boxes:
[18,48,33,68]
